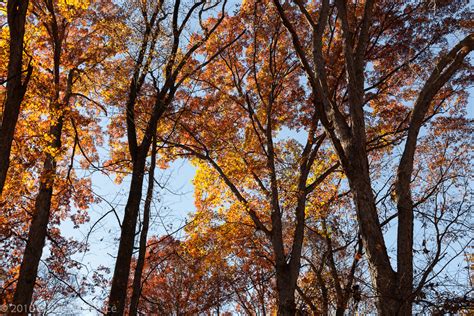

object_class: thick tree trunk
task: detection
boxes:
[0,0,32,196]
[335,307,345,316]
[396,195,414,316]
[276,263,297,316]
[129,138,156,316]
[10,118,63,315]
[347,174,398,313]
[107,150,147,315]
[342,145,398,314]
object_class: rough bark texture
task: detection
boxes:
[129,137,156,316]
[0,0,32,196]
[328,1,399,312]
[345,170,397,308]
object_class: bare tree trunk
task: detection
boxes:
[107,148,147,315]
[0,0,32,196]
[346,171,398,309]
[129,136,156,316]
[395,190,414,316]
[275,263,297,316]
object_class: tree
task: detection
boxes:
[0,0,33,196]
[127,235,235,315]
[0,1,472,314]
[162,1,342,313]
[9,0,120,311]
[106,1,236,313]
[272,0,473,314]
[128,134,156,316]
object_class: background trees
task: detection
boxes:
[273,0,472,314]
[104,0,238,313]
[0,0,472,315]
[1,0,122,312]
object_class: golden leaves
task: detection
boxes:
[57,0,90,12]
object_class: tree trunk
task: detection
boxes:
[276,263,297,316]
[342,146,398,314]
[0,0,32,196]
[335,307,345,316]
[10,118,64,315]
[347,174,398,313]
[129,138,156,316]
[10,18,66,311]
[107,149,147,315]
[396,195,414,316]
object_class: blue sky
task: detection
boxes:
[53,88,474,313]
[48,3,474,311]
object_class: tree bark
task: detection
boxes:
[345,169,397,303]
[276,263,297,316]
[129,136,156,316]
[10,12,67,312]
[107,149,147,315]
[394,33,473,316]
[0,0,32,196]
[10,119,63,315]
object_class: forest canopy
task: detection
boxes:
[0,0,473,315]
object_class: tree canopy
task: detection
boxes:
[0,0,473,315]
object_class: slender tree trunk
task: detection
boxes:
[10,17,67,312]
[0,0,32,196]
[396,193,414,316]
[10,117,64,315]
[393,34,473,316]
[129,137,156,316]
[108,76,169,316]
[107,149,147,315]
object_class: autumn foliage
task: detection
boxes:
[0,0,473,315]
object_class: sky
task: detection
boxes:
[43,2,474,313]
[54,156,196,311]
[52,77,474,315]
